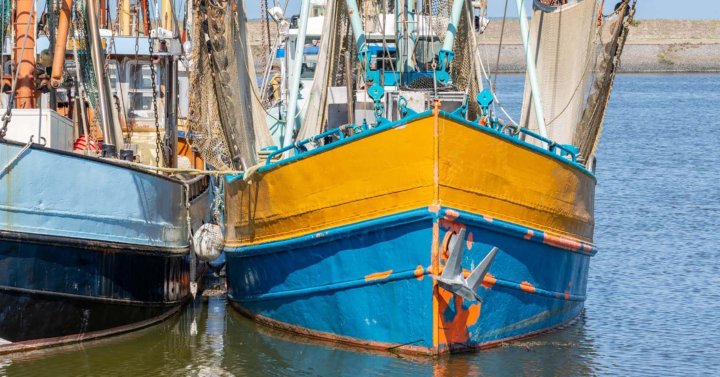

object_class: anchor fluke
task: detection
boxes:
[434,227,499,302]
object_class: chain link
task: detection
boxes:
[142,4,164,167]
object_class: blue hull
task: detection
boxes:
[226,207,595,354]
[0,231,188,343]
[0,141,204,348]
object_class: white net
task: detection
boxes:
[520,0,635,163]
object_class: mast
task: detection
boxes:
[140,0,150,35]
[161,0,173,32]
[396,0,416,77]
[100,0,107,28]
[50,0,72,88]
[13,0,36,109]
[281,0,311,151]
[345,0,383,121]
[87,0,122,153]
[436,0,463,85]
[120,0,131,35]
[164,56,178,167]
[515,0,547,138]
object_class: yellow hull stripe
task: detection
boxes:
[226,112,595,247]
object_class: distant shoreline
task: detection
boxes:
[248,19,720,73]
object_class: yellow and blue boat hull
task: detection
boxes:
[225,109,596,354]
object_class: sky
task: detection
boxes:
[246,0,720,20]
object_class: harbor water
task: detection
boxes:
[1,74,718,376]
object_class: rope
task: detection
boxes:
[112,158,243,176]
[492,0,510,94]
[0,137,33,179]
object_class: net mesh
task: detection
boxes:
[187,0,233,170]
[297,0,348,140]
[520,0,635,163]
[187,0,271,170]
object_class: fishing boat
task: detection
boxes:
[0,0,210,352]
[200,0,634,354]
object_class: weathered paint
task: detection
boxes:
[415,265,425,280]
[224,111,596,354]
[482,273,497,289]
[0,141,202,349]
[520,281,537,293]
[225,111,595,248]
[0,235,189,343]
[365,270,393,282]
[0,141,188,248]
[226,206,593,354]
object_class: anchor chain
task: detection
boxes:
[143,3,163,167]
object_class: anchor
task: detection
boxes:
[433,228,499,302]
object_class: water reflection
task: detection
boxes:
[0,297,599,377]
[2,74,718,376]
[220,302,600,377]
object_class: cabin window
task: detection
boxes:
[301,61,317,79]
[125,61,163,122]
[106,60,121,98]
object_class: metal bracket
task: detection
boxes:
[397,96,418,118]
[436,49,454,85]
[476,89,494,117]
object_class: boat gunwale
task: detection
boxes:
[254,110,596,180]
[0,139,186,185]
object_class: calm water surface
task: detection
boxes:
[1,74,719,376]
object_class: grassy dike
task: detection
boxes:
[248,19,720,73]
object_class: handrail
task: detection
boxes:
[266,124,351,165]
[263,112,582,170]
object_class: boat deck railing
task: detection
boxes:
[261,111,586,175]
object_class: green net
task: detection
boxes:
[72,0,102,130]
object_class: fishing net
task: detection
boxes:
[187,10,232,170]
[72,0,103,138]
[520,0,635,164]
[430,0,450,42]
[187,0,272,170]
[296,0,346,140]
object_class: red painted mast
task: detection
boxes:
[13,0,36,109]
[140,0,150,35]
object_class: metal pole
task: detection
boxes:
[441,0,465,52]
[164,56,178,168]
[120,0,131,35]
[515,0,547,138]
[280,0,310,154]
[344,0,366,53]
[161,0,173,32]
[87,0,120,152]
[395,0,404,74]
[50,0,72,88]
[13,0,36,109]
[345,51,354,125]
[406,0,416,72]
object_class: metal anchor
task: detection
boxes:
[433,228,499,302]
